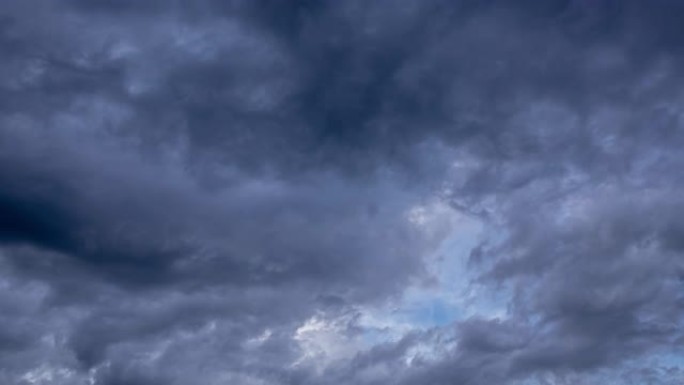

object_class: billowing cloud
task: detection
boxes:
[1,1,683,384]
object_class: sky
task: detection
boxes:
[1,1,684,384]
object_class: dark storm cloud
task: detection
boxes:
[1,0,684,384]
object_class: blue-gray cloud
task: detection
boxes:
[1,1,683,384]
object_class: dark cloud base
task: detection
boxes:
[1,1,684,384]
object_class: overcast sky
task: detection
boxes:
[1,1,684,384]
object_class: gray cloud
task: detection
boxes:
[1,0,683,384]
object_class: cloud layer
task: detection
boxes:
[1,1,683,384]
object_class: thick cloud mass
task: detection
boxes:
[1,1,684,384]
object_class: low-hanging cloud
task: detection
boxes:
[1,1,683,384]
